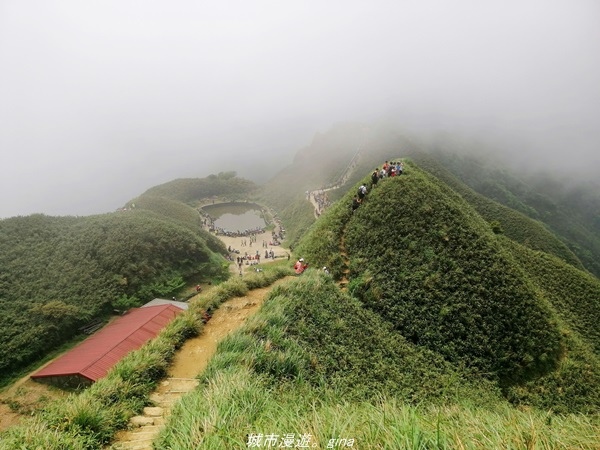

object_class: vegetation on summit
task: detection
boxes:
[0,210,227,383]
[155,272,599,449]
[139,171,257,205]
[295,160,600,414]
[1,124,600,448]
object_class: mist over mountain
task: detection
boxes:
[1,1,599,218]
[1,116,600,447]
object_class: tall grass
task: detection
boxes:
[0,264,292,450]
[156,272,600,450]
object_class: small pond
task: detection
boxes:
[202,202,266,232]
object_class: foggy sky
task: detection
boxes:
[1,0,599,218]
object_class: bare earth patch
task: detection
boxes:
[0,372,68,431]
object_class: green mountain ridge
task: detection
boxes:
[1,123,599,448]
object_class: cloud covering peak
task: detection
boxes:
[1,0,599,217]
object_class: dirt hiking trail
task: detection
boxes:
[109,277,291,450]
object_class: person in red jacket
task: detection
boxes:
[294,258,308,274]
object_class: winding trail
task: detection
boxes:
[308,146,363,218]
[110,277,291,450]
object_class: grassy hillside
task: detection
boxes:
[502,236,600,356]
[124,195,225,254]
[0,210,228,384]
[2,125,599,448]
[154,272,599,449]
[295,162,600,414]
[408,151,585,271]
[424,141,600,277]
[0,265,292,450]
[139,171,258,205]
[496,235,600,412]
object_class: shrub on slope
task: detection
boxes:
[200,271,499,405]
[0,211,227,379]
[498,236,600,413]
[501,236,600,356]
[126,194,226,254]
[297,163,564,386]
[156,271,598,449]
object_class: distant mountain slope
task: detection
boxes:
[424,141,600,277]
[295,162,600,412]
[260,123,365,245]
[0,211,227,382]
[407,151,584,270]
[125,195,225,253]
[140,171,258,205]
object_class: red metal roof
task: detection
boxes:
[31,304,184,382]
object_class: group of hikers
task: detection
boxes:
[226,159,406,277]
[291,159,407,274]
[213,226,265,238]
[352,159,405,212]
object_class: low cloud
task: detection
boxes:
[1,0,598,217]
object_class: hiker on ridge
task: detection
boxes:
[371,170,379,187]
[358,184,367,201]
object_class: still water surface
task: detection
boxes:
[204,203,265,231]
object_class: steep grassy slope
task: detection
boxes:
[155,272,599,449]
[502,237,600,356]
[495,236,600,413]
[407,151,585,271]
[299,163,564,384]
[428,144,600,277]
[295,162,600,414]
[0,211,228,383]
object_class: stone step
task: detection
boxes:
[142,406,164,417]
[129,416,155,427]
[117,441,153,450]
[126,426,162,437]
[153,416,167,427]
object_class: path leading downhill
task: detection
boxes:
[339,233,351,291]
[307,149,363,219]
[109,277,291,450]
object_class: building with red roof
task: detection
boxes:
[31,304,184,387]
